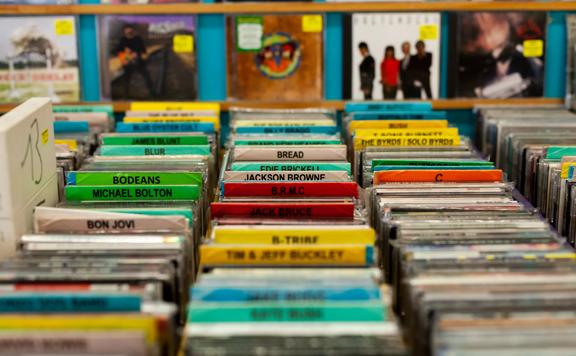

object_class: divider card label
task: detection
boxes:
[0,294,141,313]
[191,286,380,302]
[223,182,359,198]
[35,213,188,234]
[0,315,159,345]
[233,146,347,161]
[373,169,503,184]
[66,172,203,186]
[65,185,200,202]
[124,116,220,130]
[116,122,215,134]
[234,120,335,127]
[236,126,338,135]
[101,134,209,146]
[354,127,458,138]
[350,111,447,121]
[99,145,211,156]
[130,102,221,114]
[53,121,90,134]
[545,146,576,160]
[223,171,349,182]
[54,105,114,117]
[371,159,493,170]
[348,120,448,134]
[235,139,341,146]
[354,136,460,149]
[199,245,373,266]
[212,226,375,245]
[344,101,432,113]
[210,202,354,218]
[187,302,385,323]
[230,162,351,175]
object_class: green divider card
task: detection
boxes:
[235,16,263,52]
[66,185,200,202]
[545,146,576,160]
[371,159,494,169]
[100,145,211,157]
[188,302,386,323]
[54,105,114,117]
[102,135,209,146]
[230,162,351,175]
[235,139,341,146]
[67,172,204,187]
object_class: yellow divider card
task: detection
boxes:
[353,128,460,150]
[0,315,158,345]
[213,226,375,245]
[130,102,220,114]
[348,120,448,134]
[200,245,372,266]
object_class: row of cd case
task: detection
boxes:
[0,103,221,355]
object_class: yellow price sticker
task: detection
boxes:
[302,15,323,33]
[54,19,74,36]
[41,129,49,144]
[523,39,543,58]
[419,24,438,40]
[173,35,194,53]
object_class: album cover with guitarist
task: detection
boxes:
[226,14,324,101]
[99,15,197,100]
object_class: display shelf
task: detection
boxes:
[1,2,576,15]
[0,98,562,113]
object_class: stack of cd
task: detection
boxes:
[359,103,576,355]
[343,101,485,188]
[475,105,576,242]
[187,107,406,355]
[0,102,220,355]
[52,105,115,199]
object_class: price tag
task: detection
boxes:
[523,39,543,57]
[419,24,438,40]
[236,17,263,52]
[41,129,49,145]
[302,15,323,33]
[54,19,74,36]
[173,35,194,53]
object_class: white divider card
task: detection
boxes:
[0,97,58,259]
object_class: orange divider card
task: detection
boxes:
[373,169,503,184]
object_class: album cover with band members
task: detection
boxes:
[226,14,324,101]
[448,11,546,99]
[343,13,441,101]
[99,15,197,101]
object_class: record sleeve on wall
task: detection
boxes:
[99,15,197,101]
[448,12,546,99]
[343,13,441,101]
[227,14,324,101]
[0,16,80,103]
[566,14,576,109]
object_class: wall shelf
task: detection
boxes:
[0,2,576,15]
[0,98,562,113]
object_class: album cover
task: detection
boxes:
[227,15,324,101]
[566,15,576,109]
[448,12,546,98]
[99,15,197,101]
[0,16,80,103]
[344,13,441,101]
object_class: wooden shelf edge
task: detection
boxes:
[0,98,563,113]
[0,2,576,14]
